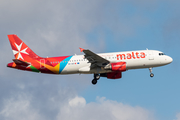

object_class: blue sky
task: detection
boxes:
[0,0,180,120]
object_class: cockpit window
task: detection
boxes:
[159,53,165,56]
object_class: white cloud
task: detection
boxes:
[0,94,44,120]
[69,96,86,107]
[57,96,155,120]
[175,113,180,120]
[0,94,155,120]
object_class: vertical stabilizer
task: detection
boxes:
[7,34,40,61]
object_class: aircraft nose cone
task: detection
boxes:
[167,56,173,64]
[169,57,173,63]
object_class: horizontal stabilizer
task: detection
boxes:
[13,59,30,67]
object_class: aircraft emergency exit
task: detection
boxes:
[7,34,173,85]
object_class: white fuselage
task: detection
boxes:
[60,50,173,74]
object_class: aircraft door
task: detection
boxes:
[40,59,45,68]
[148,51,154,60]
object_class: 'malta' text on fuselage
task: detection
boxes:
[117,52,146,60]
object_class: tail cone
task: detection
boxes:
[7,62,14,68]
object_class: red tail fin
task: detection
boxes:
[7,34,40,60]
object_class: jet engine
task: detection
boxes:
[104,62,126,72]
[100,62,126,79]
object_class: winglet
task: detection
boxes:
[79,47,84,52]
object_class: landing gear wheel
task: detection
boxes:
[92,74,100,85]
[150,73,154,77]
[92,79,97,85]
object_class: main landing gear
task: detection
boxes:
[149,67,154,77]
[92,74,100,85]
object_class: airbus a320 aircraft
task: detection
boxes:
[7,34,173,85]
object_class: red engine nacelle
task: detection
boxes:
[104,62,126,72]
[101,62,126,79]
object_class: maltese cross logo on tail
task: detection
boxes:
[13,42,29,60]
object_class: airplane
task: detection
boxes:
[7,34,173,85]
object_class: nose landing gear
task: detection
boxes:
[92,74,100,85]
[149,68,154,77]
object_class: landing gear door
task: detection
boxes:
[148,51,154,60]
[40,59,45,69]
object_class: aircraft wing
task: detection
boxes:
[13,59,30,67]
[79,48,110,67]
